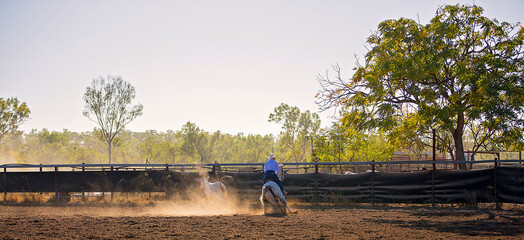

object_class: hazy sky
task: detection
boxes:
[1,0,523,135]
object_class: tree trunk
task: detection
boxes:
[108,140,112,164]
[453,112,467,170]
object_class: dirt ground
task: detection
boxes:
[1,202,523,240]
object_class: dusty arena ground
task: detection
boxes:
[1,200,523,240]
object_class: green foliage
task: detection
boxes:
[139,130,177,164]
[179,122,218,163]
[16,129,105,164]
[317,4,524,169]
[314,124,393,163]
[179,122,277,164]
[0,119,518,165]
[0,97,30,144]
[83,76,144,163]
[269,103,320,162]
[224,133,275,163]
[5,126,277,164]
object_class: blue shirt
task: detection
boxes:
[264,159,279,174]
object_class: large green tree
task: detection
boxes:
[0,97,30,144]
[83,76,143,164]
[316,4,524,170]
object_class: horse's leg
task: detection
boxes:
[269,188,287,214]
[278,199,287,214]
[262,185,277,206]
[273,188,296,214]
[285,204,295,214]
[260,191,265,206]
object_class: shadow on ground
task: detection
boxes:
[369,208,523,237]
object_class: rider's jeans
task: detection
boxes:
[263,170,285,192]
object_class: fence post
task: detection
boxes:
[371,160,375,206]
[110,166,114,202]
[164,164,169,199]
[432,128,436,207]
[314,163,318,205]
[39,164,42,201]
[494,159,500,210]
[431,167,436,208]
[82,163,85,201]
[55,167,59,201]
[3,168,6,202]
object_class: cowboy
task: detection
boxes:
[263,153,286,194]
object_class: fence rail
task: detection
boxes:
[1,159,522,169]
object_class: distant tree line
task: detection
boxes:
[0,103,520,165]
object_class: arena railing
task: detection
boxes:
[0,159,522,172]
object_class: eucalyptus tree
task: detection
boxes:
[138,130,178,164]
[83,76,143,164]
[180,122,219,163]
[269,103,321,162]
[317,4,524,170]
[0,97,30,144]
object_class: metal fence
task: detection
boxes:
[1,160,523,206]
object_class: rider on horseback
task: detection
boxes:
[263,153,286,195]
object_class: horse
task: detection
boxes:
[259,164,296,214]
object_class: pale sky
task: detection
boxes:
[1,0,522,136]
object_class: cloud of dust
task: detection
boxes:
[16,189,261,218]
[0,148,18,164]
[148,169,257,216]
[106,172,260,217]
[132,166,259,217]
[144,191,258,216]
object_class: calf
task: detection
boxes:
[195,176,233,199]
